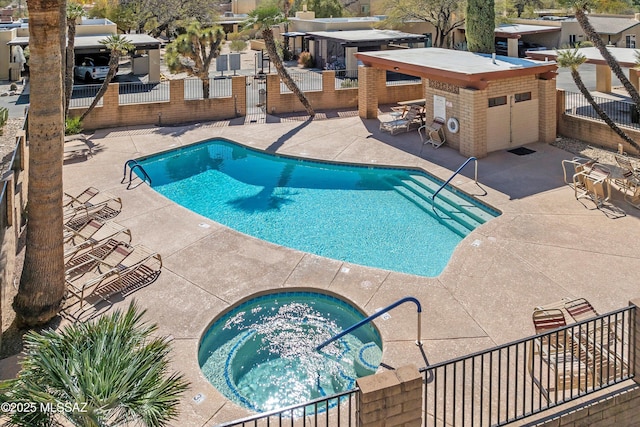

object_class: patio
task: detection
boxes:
[61,114,640,425]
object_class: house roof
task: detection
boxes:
[305,29,426,47]
[7,33,161,51]
[494,23,560,38]
[355,48,557,89]
[566,16,640,35]
[526,46,638,67]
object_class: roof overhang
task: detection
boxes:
[355,48,557,90]
[526,46,638,67]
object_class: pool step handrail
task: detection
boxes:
[122,159,152,189]
[431,157,477,212]
[315,296,422,351]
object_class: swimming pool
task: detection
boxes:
[138,139,499,276]
[198,291,382,412]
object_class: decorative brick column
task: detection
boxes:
[358,66,381,119]
[537,78,556,144]
[458,87,487,158]
[356,365,422,426]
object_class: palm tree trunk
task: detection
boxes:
[574,8,640,114]
[262,28,315,117]
[80,54,119,122]
[64,21,77,117]
[571,68,640,152]
[13,0,66,326]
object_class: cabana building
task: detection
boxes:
[355,48,558,158]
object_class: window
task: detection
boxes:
[424,33,433,48]
[569,34,577,47]
[626,35,636,49]
[361,4,369,14]
[514,92,531,103]
[488,96,507,107]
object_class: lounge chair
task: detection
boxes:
[564,298,598,322]
[418,117,446,148]
[65,238,131,281]
[63,218,131,247]
[532,308,567,335]
[66,244,162,309]
[64,187,122,210]
[379,106,421,135]
[64,198,123,231]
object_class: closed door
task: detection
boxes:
[486,93,539,152]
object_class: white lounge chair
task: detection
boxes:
[380,107,421,135]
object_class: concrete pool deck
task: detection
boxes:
[62,114,640,426]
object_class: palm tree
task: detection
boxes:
[558,48,640,152]
[65,2,85,117]
[3,302,189,427]
[12,0,66,326]
[568,0,640,114]
[80,34,134,121]
[165,21,225,99]
[245,4,315,117]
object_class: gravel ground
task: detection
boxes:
[551,136,640,169]
[0,118,24,176]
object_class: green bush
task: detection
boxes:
[298,51,314,68]
[340,78,357,88]
[9,82,17,91]
[230,39,247,52]
[65,116,83,135]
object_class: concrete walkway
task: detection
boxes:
[62,114,640,426]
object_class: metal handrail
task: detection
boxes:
[431,157,477,211]
[316,296,423,351]
[122,159,151,189]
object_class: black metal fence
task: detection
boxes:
[564,90,640,129]
[69,84,103,108]
[421,306,635,427]
[280,71,323,94]
[335,70,359,90]
[215,389,358,427]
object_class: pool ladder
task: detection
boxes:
[122,159,152,189]
[431,156,486,214]
[315,296,423,351]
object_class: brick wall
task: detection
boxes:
[74,77,247,130]
[356,365,422,427]
[557,89,640,156]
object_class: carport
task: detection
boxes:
[355,48,558,158]
[7,33,162,81]
[527,46,638,93]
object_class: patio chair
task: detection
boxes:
[64,198,123,231]
[533,308,567,335]
[561,157,596,187]
[379,106,420,135]
[573,164,611,208]
[64,187,120,209]
[614,154,640,188]
[66,243,162,309]
[564,298,598,322]
[63,218,131,248]
[418,117,446,148]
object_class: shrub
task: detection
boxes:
[230,39,247,52]
[65,116,83,135]
[340,78,357,88]
[298,51,314,68]
[0,107,7,136]
[9,82,17,91]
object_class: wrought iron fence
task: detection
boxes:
[564,90,640,129]
[335,70,359,90]
[69,84,103,108]
[215,389,358,427]
[280,71,323,94]
[421,306,635,427]
[118,81,170,105]
[184,77,233,100]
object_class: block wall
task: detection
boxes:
[357,365,422,427]
[75,77,247,130]
[557,90,640,156]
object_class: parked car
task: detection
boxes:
[74,56,110,82]
[495,40,548,57]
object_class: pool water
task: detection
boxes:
[198,291,382,412]
[139,139,499,277]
